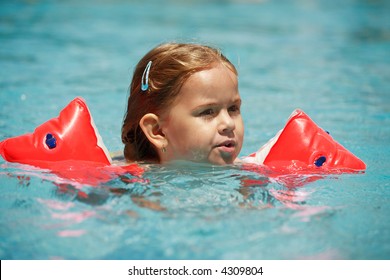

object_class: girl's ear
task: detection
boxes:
[139,113,166,150]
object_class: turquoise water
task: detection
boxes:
[0,0,389,259]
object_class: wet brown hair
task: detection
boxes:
[121,42,237,162]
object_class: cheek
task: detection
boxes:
[236,118,245,138]
[165,122,199,148]
[168,124,216,156]
[178,128,213,148]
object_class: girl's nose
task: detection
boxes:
[218,110,236,134]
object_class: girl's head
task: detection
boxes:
[122,42,244,164]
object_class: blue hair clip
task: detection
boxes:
[141,61,152,91]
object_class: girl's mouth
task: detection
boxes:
[216,140,236,153]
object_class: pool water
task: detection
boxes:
[0,0,389,260]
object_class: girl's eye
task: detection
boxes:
[199,109,214,116]
[229,105,240,113]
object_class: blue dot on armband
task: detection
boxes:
[314,156,326,167]
[45,133,57,149]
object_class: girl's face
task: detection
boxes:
[160,63,244,165]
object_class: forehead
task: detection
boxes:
[175,63,239,105]
[188,63,237,88]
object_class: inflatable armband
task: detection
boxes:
[0,97,143,184]
[242,109,366,173]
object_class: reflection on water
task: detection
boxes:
[352,26,390,43]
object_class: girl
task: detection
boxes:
[122,43,244,165]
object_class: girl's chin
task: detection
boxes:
[164,150,239,165]
[207,155,237,165]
